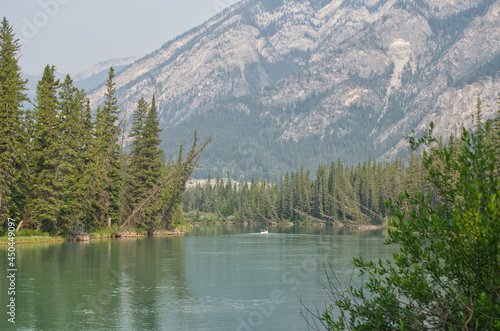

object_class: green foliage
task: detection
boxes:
[307,109,500,330]
[88,226,118,238]
[183,153,422,225]
[125,95,170,229]
[127,97,150,203]
[15,229,49,237]
[0,17,27,223]
[0,20,199,236]
[27,65,63,232]
[175,222,193,232]
[183,211,219,224]
[58,75,88,230]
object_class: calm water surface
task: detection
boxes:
[1,225,397,330]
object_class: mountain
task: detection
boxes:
[72,56,137,92]
[88,0,500,180]
[23,57,136,102]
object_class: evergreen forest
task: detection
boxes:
[0,18,203,236]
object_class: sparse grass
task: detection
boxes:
[135,227,147,234]
[14,229,48,237]
[184,211,220,223]
[0,220,195,245]
[88,226,118,238]
[175,223,193,232]
[0,232,66,245]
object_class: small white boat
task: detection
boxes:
[260,228,268,234]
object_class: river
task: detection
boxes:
[0,225,397,330]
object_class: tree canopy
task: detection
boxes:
[0,19,202,235]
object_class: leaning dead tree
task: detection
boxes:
[118,135,212,231]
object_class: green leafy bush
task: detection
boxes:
[305,112,500,330]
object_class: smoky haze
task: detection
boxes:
[2,0,241,75]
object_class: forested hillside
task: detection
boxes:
[183,100,500,224]
[88,0,500,180]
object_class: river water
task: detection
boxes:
[1,225,396,330]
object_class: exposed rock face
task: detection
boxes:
[89,0,500,178]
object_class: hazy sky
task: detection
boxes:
[3,0,241,75]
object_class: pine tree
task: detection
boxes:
[73,93,96,226]
[57,74,82,228]
[27,65,62,231]
[127,97,149,204]
[277,173,284,219]
[204,173,214,213]
[0,18,27,224]
[93,67,123,226]
[89,105,108,226]
[283,172,293,220]
[125,95,165,228]
[160,132,198,229]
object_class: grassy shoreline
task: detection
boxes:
[0,224,193,246]
[0,235,67,245]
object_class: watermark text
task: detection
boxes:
[6,218,17,324]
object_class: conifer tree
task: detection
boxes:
[277,173,284,219]
[159,133,199,229]
[57,74,82,227]
[127,97,149,205]
[143,95,163,187]
[125,95,165,227]
[0,18,27,224]
[93,67,123,226]
[90,105,108,226]
[283,172,293,220]
[204,173,214,212]
[73,93,96,226]
[27,65,62,231]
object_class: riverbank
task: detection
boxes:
[185,211,385,229]
[184,211,386,229]
[0,235,67,245]
[0,224,193,245]
[189,221,385,230]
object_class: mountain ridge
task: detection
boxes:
[23,56,137,101]
[88,0,500,179]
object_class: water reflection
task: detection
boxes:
[0,225,396,330]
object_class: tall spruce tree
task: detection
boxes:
[124,95,166,229]
[142,95,164,194]
[72,93,96,227]
[93,67,123,226]
[0,18,27,224]
[90,105,108,226]
[127,97,149,204]
[57,75,82,227]
[27,65,62,231]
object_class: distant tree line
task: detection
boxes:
[184,99,500,225]
[0,18,200,234]
[183,151,428,224]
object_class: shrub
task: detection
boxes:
[304,116,500,330]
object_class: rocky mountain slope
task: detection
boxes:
[89,0,500,179]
